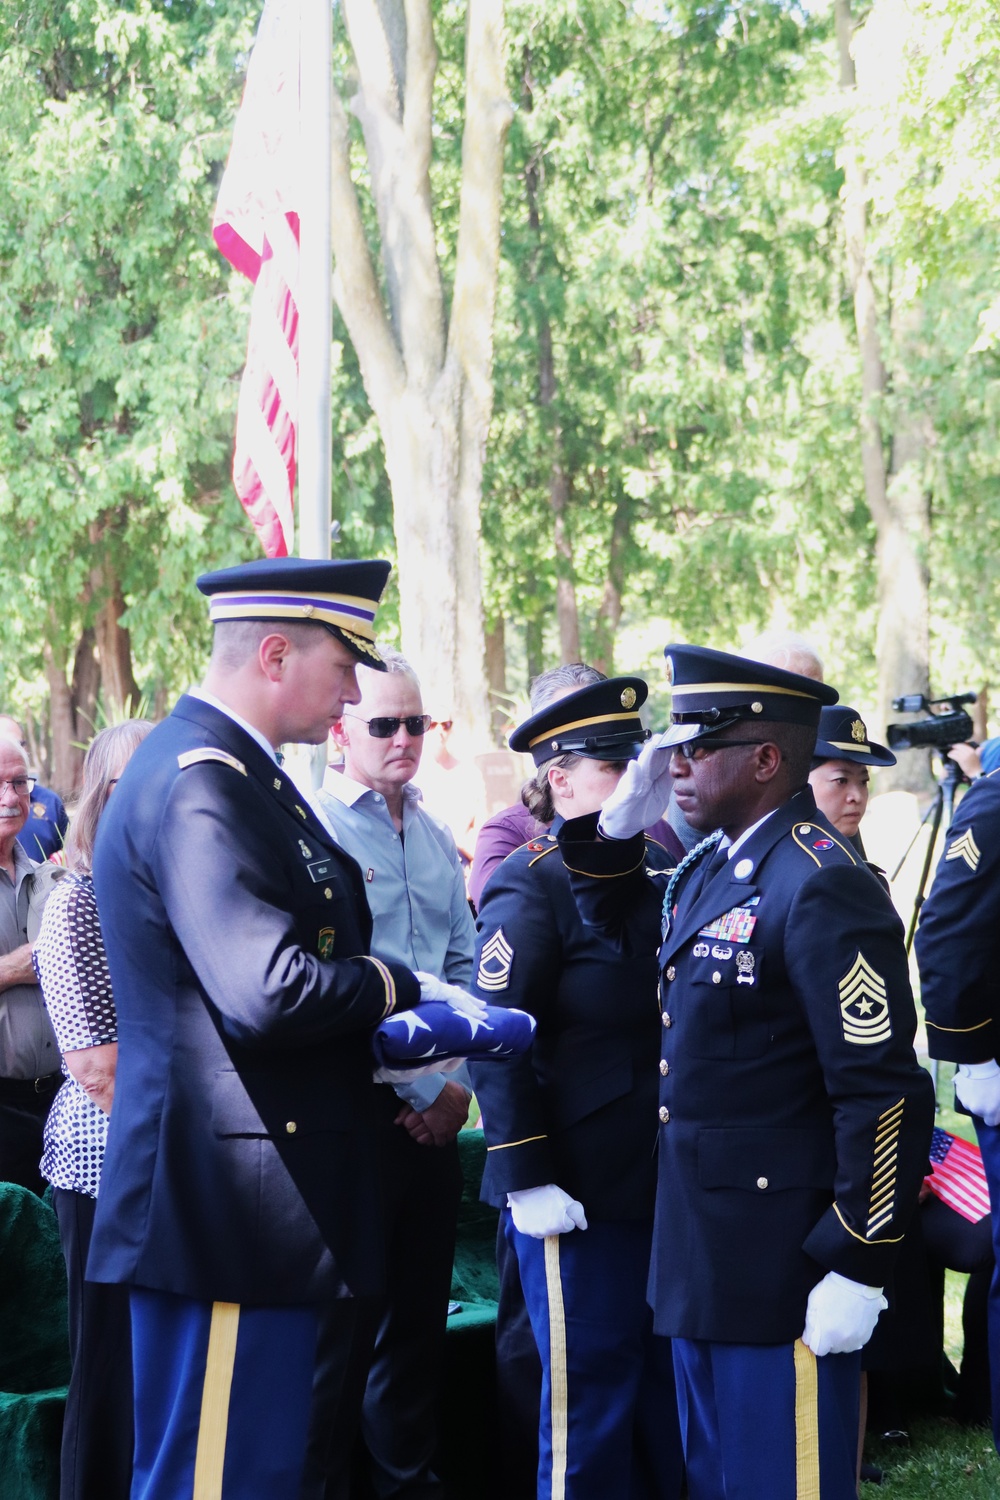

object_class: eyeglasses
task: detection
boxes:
[430,720,453,732]
[674,740,764,763]
[0,777,36,795]
[343,714,433,739]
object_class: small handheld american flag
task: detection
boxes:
[924,1127,992,1224]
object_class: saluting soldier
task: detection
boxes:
[470,677,684,1500]
[87,558,480,1500]
[556,646,934,1500]
[915,759,1000,1452]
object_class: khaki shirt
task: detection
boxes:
[0,843,61,1078]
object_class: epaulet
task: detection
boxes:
[526,835,559,869]
[789,820,858,867]
[177,747,247,776]
[643,834,676,875]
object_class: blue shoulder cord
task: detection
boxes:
[661,829,723,943]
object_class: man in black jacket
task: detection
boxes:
[90,558,479,1500]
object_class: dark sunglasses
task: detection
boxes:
[344,713,433,739]
[675,739,764,762]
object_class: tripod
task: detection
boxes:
[890,755,966,954]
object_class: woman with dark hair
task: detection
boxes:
[470,677,683,1500]
[33,718,153,1500]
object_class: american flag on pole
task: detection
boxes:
[213,0,301,558]
[924,1127,992,1223]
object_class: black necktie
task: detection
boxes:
[704,844,730,881]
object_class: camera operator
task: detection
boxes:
[946,737,1000,783]
[915,741,1000,1453]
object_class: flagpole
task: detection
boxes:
[296,0,333,562]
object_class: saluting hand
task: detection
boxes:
[598,735,674,841]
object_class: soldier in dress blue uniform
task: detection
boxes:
[555,646,934,1500]
[88,558,481,1500]
[469,677,684,1500]
[915,755,1000,1451]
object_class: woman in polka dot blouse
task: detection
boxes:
[33,719,152,1500]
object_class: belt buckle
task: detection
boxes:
[34,1075,51,1093]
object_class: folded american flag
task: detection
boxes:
[924,1127,992,1223]
[373,1002,536,1071]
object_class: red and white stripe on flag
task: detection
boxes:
[925,1127,992,1224]
[213,0,301,558]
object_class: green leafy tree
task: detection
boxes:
[0,0,260,791]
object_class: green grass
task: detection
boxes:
[862,1420,998,1496]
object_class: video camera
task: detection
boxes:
[886,692,976,752]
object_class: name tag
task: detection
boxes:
[307,859,335,883]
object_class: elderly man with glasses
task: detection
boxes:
[308,647,476,1500]
[0,735,64,1191]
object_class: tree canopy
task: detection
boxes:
[0,0,998,787]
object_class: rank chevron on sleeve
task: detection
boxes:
[945,828,981,872]
[477,928,514,992]
[838,952,892,1046]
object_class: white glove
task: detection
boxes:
[954,1061,1000,1126]
[507,1184,588,1238]
[373,1058,466,1084]
[802,1270,887,1357]
[598,734,675,841]
[415,971,488,1019]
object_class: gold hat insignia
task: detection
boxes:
[851,719,866,743]
[621,687,637,709]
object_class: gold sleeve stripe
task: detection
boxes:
[561,854,647,879]
[833,1200,905,1246]
[925,1018,992,1033]
[793,1340,821,1500]
[544,1236,570,1500]
[363,956,397,1019]
[192,1301,240,1500]
[486,1134,548,1152]
[863,1097,903,1238]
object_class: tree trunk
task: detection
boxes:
[593,489,632,676]
[330,0,512,744]
[43,630,84,801]
[836,0,930,793]
[484,614,507,743]
[94,587,141,717]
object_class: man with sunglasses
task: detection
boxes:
[556,645,934,1500]
[0,734,64,1191]
[310,648,476,1500]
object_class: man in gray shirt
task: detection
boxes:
[307,649,475,1500]
[0,735,62,1192]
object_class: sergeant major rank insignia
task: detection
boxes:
[838,952,891,1045]
[477,928,514,992]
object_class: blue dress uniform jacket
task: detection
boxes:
[89,695,420,1306]
[469,823,673,1219]
[557,787,935,1344]
[916,770,1000,1064]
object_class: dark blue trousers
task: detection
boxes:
[130,1288,317,1500]
[512,1217,683,1500]
[672,1338,861,1500]
[973,1116,1000,1451]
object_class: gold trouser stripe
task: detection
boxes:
[544,1236,569,1500]
[193,1301,240,1500]
[793,1338,821,1500]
